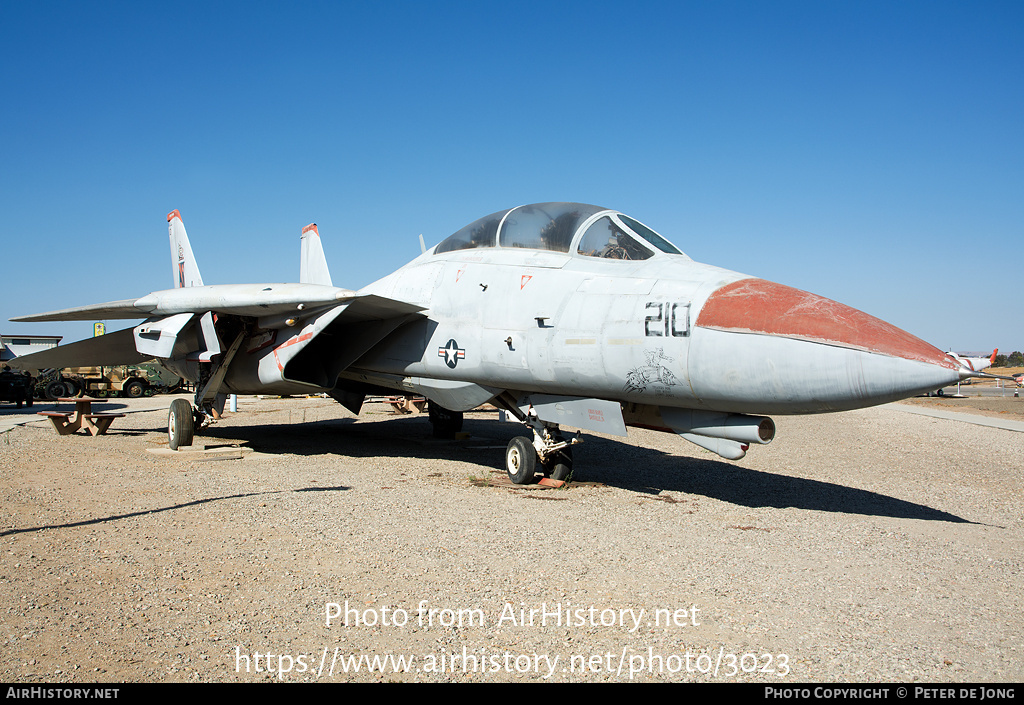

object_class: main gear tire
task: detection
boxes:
[428,402,463,439]
[506,436,537,485]
[168,398,195,451]
[542,445,573,482]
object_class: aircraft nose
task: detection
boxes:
[689,278,961,412]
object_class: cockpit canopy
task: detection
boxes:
[434,202,687,261]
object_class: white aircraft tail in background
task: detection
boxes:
[932,349,1014,394]
[946,349,997,374]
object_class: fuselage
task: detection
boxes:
[350,204,961,415]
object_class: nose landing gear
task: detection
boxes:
[504,415,578,485]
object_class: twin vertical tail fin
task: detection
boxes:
[168,211,332,289]
[300,223,334,286]
[168,210,204,288]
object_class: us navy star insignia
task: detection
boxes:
[437,338,466,368]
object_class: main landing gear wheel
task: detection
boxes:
[541,443,573,482]
[428,401,463,439]
[168,398,194,450]
[506,436,537,485]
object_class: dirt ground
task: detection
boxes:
[1,394,1022,683]
[903,394,1024,420]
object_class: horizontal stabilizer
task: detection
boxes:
[7,327,150,370]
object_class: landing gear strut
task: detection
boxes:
[541,437,573,481]
[502,406,578,485]
[166,321,246,451]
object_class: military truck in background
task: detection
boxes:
[35,362,183,399]
[0,366,34,407]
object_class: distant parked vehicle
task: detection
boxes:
[35,363,183,400]
[0,365,34,408]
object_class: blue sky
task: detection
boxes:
[2,1,1021,355]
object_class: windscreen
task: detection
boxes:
[618,215,684,255]
[435,209,510,254]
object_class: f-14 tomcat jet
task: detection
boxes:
[12,203,971,483]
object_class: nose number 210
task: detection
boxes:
[644,302,690,337]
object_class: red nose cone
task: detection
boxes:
[696,278,958,370]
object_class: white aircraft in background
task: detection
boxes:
[11,204,974,483]
[931,349,1013,395]
[946,349,997,375]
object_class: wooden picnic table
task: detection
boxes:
[37,397,125,436]
[387,395,428,414]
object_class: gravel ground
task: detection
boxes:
[1,394,1022,683]
[900,395,1024,421]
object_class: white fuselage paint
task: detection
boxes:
[336,247,959,415]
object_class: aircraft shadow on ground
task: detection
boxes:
[0,485,351,537]
[0,400,133,422]
[153,413,975,525]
